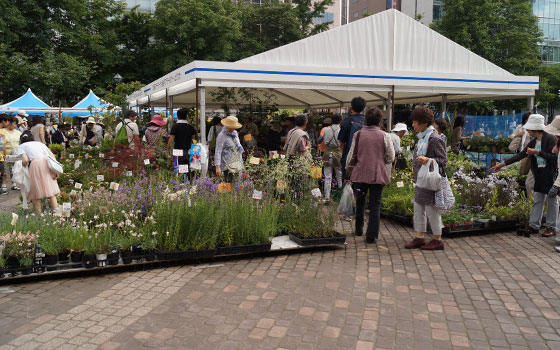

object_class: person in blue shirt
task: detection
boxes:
[338,97,366,179]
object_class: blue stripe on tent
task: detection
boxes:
[183,67,538,85]
[144,88,151,93]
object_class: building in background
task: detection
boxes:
[125,0,156,13]
[533,0,560,64]
[348,0,433,25]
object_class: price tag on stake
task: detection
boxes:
[70,190,77,196]
[62,202,71,212]
[311,188,322,198]
[178,164,189,173]
[144,159,150,165]
[125,171,133,177]
[112,162,119,168]
[11,213,18,226]
[252,190,263,200]
[97,175,104,182]
[74,160,81,169]
[173,149,184,157]
[249,156,260,165]
[69,154,75,159]
[396,181,404,188]
[99,153,104,159]
[74,183,82,189]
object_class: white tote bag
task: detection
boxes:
[416,159,442,191]
[435,177,455,214]
[47,155,64,175]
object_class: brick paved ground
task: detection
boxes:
[1,218,560,349]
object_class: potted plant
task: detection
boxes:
[83,235,97,269]
[69,229,87,267]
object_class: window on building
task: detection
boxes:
[312,12,334,24]
[362,8,368,15]
[353,11,359,19]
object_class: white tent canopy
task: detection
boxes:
[128,9,538,142]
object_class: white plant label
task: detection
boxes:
[249,156,260,165]
[110,182,119,191]
[69,154,75,159]
[70,190,77,196]
[173,149,184,157]
[62,202,72,212]
[311,188,322,198]
[74,160,81,169]
[252,190,263,200]
[125,171,133,177]
[112,162,119,168]
[99,153,104,158]
[144,159,150,165]
[74,183,82,189]
[178,164,189,173]
[97,175,104,182]
[396,181,404,188]
[10,213,18,226]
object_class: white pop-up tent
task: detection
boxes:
[127,9,539,143]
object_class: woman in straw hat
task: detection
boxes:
[215,116,244,182]
[491,114,558,237]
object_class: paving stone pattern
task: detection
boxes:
[1,218,560,349]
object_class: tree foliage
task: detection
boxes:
[0,0,333,107]
[431,0,541,75]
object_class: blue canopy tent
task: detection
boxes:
[65,90,110,117]
[0,88,55,115]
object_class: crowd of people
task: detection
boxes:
[6,99,560,254]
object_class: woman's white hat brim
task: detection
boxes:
[544,115,560,136]
[523,114,545,131]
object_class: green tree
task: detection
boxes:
[431,0,542,114]
[236,1,303,58]
[292,0,335,35]
[152,0,242,74]
[431,0,541,75]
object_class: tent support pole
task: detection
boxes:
[196,79,200,140]
[387,86,395,130]
[442,94,447,120]
[528,96,534,113]
[165,89,169,117]
[200,86,206,145]
[168,95,174,132]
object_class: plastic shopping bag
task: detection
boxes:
[435,176,455,214]
[337,183,355,217]
[416,159,442,191]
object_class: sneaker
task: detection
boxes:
[404,237,426,249]
[421,239,445,250]
[542,227,556,237]
[0,186,7,195]
[556,245,560,253]
[11,185,20,191]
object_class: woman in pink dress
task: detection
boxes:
[17,132,60,213]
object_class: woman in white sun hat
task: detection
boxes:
[491,114,558,237]
[389,122,408,173]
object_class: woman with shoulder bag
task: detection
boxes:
[509,112,534,197]
[322,114,343,202]
[215,116,244,183]
[16,132,60,214]
[347,108,395,244]
[405,106,448,251]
